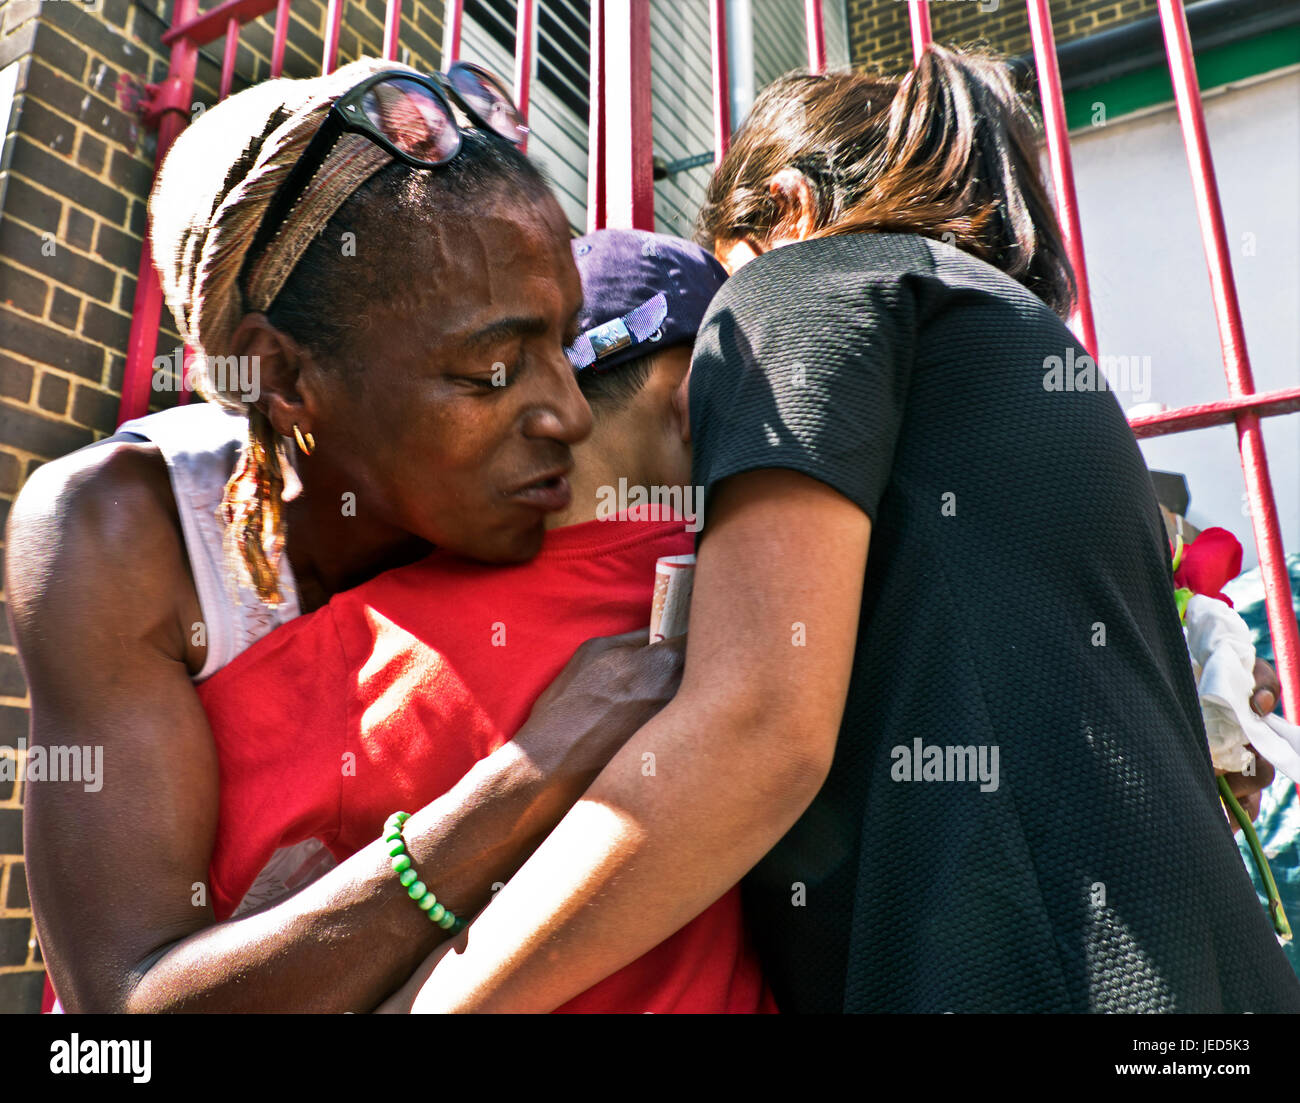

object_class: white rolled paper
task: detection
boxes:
[649,554,695,642]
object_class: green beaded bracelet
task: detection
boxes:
[383,812,467,934]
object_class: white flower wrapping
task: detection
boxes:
[1183,593,1300,784]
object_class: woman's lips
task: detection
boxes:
[507,475,572,512]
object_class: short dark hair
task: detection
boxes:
[265,128,554,365]
[576,346,678,414]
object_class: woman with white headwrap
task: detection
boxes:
[7,59,683,1012]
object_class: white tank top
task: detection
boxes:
[116,402,302,679]
[115,403,336,918]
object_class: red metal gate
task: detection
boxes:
[118,0,1300,721]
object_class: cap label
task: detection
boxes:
[588,317,633,361]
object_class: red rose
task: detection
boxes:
[1173,527,1243,607]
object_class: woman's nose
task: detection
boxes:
[524,357,593,445]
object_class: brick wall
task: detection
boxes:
[0,0,447,1013]
[846,0,1158,73]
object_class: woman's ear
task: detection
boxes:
[767,168,818,242]
[716,237,763,275]
[230,313,312,439]
[671,363,692,445]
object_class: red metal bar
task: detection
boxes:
[322,0,343,74]
[270,0,290,77]
[1158,2,1255,397]
[1156,0,1300,721]
[514,0,535,151]
[161,0,275,48]
[119,0,203,426]
[200,16,235,409]
[1236,414,1299,701]
[218,16,240,101]
[1026,0,1099,356]
[586,0,606,233]
[383,0,402,60]
[602,0,653,230]
[804,0,826,73]
[1129,388,1300,438]
[710,0,731,165]
[443,0,464,65]
[908,0,932,66]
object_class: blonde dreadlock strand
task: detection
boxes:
[220,404,287,606]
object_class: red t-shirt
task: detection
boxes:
[196,515,776,1013]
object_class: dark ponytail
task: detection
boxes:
[698,45,1076,318]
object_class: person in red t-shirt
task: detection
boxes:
[197,230,777,1012]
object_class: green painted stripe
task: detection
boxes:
[1064,24,1300,129]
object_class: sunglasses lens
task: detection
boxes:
[360,78,460,163]
[448,64,528,145]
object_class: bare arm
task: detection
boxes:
[9,443,682,1012]
[406,468,870,1012]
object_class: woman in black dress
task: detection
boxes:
[406,46,1300,1013]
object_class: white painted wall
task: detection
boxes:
[1067,67,1300,569]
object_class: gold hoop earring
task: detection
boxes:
[293,424,315,456]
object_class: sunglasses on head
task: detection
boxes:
[246,62,528,273]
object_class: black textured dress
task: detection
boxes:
[688,231,1300,1013]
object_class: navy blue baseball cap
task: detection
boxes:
[565,229,728,373]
